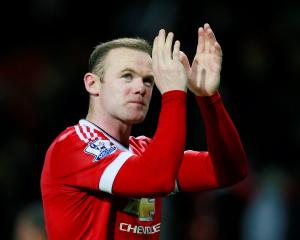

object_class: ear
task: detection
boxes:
[84,73,100,96]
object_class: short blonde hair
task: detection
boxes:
[88,38,152,81]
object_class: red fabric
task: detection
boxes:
[40,90,247,240]
[41,90,186,240]
[178,92,248,191]
[113,90,186,196]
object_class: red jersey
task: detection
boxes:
[42,119,164,239]
[41,91,187,239]
[41,91,247,239]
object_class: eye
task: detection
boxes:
[143,76,154,87]
[122,73,133,81]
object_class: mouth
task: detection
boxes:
[128,101,146,106]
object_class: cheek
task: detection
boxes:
[124,87,132,95]
[106,84,128,99]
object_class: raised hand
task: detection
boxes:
[152,29,187,94]
[180,23,222,96]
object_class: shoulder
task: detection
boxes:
[46,121,109,157]
[43,121,122,176]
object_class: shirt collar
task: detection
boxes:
[79,119,132,153]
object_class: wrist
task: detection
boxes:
[196,91,221,104]
[160,86,187,95]
[162,90,187,103]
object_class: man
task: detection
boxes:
[41,23,247,239]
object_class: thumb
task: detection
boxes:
[179,51,191,74]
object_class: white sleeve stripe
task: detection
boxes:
[75,125,88,143]
[99,151,134,194]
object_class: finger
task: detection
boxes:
[179,51,191,73]
[157,29,166,61]
[172,40,180,60]
[165,32,174,60]
[203,23,215,52]
[152,36,158,54]
[196,27,205,54]
[204,23,210,31]
[212,42,222,56]
[207,28,217,53]
[207,28,216,41]
[152,36,158,67]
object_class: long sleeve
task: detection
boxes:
[178,92,247,192]
[113,90,187,197]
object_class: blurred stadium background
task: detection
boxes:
[0,0,299,239]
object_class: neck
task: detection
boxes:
[86,112,131,147]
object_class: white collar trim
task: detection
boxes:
[79,119,132,153]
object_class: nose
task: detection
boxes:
[134,78,146,96]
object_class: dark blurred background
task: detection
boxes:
[1,0,299,239]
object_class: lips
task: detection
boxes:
[128,101,145,106]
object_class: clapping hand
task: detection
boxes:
[180,23,222,96]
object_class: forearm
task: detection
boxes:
[196,92,247,187]
[113,90,186,197]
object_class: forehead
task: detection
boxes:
[104,48,152,74]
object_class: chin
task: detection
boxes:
[125,113,147,124]
[128,116,146,124]
[124,109,148,124]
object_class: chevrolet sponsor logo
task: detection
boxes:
[119,223,160,234]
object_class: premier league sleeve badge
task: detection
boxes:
[84,138,117,162]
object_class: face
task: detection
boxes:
[98,48,154,124]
